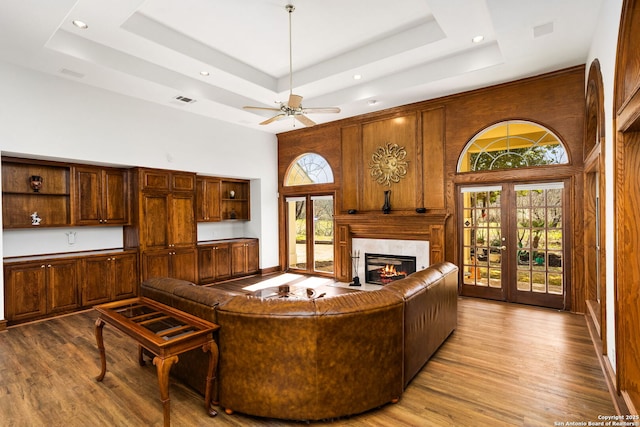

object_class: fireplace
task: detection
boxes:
[365,253,417,285]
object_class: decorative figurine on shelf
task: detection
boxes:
[30,175,43,192]
[230,209,237,219]
[31,212,42,226]
[229,190,235,199]
[350,250,361,286]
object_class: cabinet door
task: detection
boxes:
[246,239,260,274]
[196,178,221,222]
[103,169,128,224]
[171,172,196,192]
[231,242,247,276]
[47,260,79,313]
[171,248,197,283]
[75,167,102,225]
[198,246,215,283]
[215,244,232,280]
[112,253,138,299]
[4,263,47,321]
[142,250,171,281]
[81,256,112,306]
[169,193,195,247]
[171,249,198,283]
[141,193,169,249]
[140,169,170,191]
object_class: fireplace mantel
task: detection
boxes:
[334,212,449,282]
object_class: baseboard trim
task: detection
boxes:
[584,312,630,415]
[622,391,638,415]
[260,265,282,275]
[0,319,7,332]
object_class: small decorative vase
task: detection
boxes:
[229,190,235,199]
[30,175,43,192]
[382,190,391,214]
[230,209,237,219]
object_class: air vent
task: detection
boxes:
[173,95,196,104]
[59,68,84,78]
[533,22,554,38]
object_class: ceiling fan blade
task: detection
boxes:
[301,107,341,114]
[260,114,286,125]
[244,106,282,112]
[288,94,303,109]
[295,115,316,127]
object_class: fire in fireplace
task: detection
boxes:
[365,253,417,285]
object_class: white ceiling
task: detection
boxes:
[0,0,603,134]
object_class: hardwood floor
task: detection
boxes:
[0,295,617,426]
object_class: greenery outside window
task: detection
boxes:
[457,121,568,173]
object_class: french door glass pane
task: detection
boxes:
[461,187,502,288]
[312,196,334,273]
[287,198,306,270]
[515,184,564,295]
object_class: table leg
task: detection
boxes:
[138,345,145,366]
[203,341,219,417]
[94,318,107,381]
[153,355,178,427]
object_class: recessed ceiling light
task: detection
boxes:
[472,35,484,43]
[72,20,88,29]
[353,74,362,80]
[200,71,210,76]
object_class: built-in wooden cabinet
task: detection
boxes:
[4,250,139,324]
[220,179,250,220]
[126,168,197,282]
[197,242,231,283]
[4,258,79,322]
[74,166,129,226]
[1,158,71,228]
[196,177,221,222]
[139,191,196,250]
[231,238,259,276]
[80,251,138,306]
[2,158,130,228]
[142,248,197,283]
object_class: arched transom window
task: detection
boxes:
[457,121,568,173]
[285,153,334,186]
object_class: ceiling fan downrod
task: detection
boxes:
[286,4,295,97]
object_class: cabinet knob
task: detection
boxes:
[47,264,52,268]
[41,265,46,268]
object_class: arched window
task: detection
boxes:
[285,153,334,186]
[457,121,568,173]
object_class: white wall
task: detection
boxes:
[585,0,624,371]
[0,61,279,321]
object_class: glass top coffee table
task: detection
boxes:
[94,297,220,427]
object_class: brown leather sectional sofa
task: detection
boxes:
[141,261,458,421]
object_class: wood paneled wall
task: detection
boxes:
[614,0,640,413]
[278,66,586,303]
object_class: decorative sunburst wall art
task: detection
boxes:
[368,142,409,186]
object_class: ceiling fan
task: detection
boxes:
[243,4,341,127]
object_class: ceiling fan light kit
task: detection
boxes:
[243,4,340,127]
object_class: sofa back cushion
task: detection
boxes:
[216,291,404,420]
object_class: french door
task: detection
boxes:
[285,195,334,275]
[459,181,568,309]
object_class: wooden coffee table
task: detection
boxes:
[94,297,220,427]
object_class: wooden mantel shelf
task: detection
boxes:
[334,212,449,282]
[334,212,449,241]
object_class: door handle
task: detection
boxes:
[500,246,507,251]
